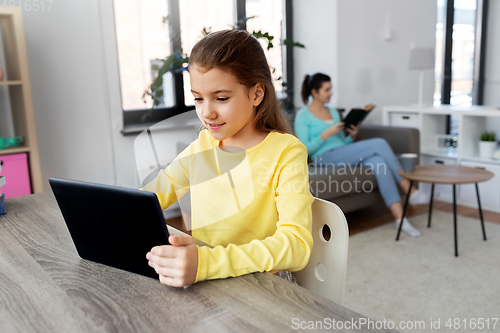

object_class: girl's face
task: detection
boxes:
[190,65,265,149]
[312,81,332,104]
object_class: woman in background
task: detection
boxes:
[294,73,429,237]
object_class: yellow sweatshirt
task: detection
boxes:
[141,129,314,282]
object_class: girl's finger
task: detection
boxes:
[149,254,179,268]
[169,235,195,247]
[151,245,176,257]
[159,274,185,288]
[155,266,182,279]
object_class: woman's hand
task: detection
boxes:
[345,122,360,139]
[320,122,345,140]
[146,234,199,287]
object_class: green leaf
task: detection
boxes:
[202,27,211,36]
[251,30,275,50]
[283,38,305,48]
[480,131,496,141]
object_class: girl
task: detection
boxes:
[294,73,429,237]
[143,30,314,287]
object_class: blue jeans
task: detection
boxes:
[314,138,403,207]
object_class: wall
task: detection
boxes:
[293,0,339,109]
[293,0,436,124]
[484,0,500,105]
[337,0,437,124]
[22,1,117,188]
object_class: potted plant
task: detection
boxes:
[479,131,497,158]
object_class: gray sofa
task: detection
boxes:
[307,125,420,213]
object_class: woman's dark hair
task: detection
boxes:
[301,73,331,104]
[189,29,291,134]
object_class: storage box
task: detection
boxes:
[390,113,420,128]
[0,153,32,198]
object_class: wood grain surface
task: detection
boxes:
[398,164,494,184]
[0,193,396,333]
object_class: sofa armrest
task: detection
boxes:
[355,125,420,155]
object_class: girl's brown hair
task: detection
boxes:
[189,29,291,134]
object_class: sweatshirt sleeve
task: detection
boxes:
[141,146,191,210]
[343,134,353,145]
[294,111,324,156]
[195,141,314,282]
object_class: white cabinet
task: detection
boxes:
[459,161,500,210]
[383,105,500,212]
[389,113,420,128]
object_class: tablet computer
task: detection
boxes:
[49,178,169,279]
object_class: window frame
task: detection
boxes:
[438,0,489,133]
[120,0,295,135]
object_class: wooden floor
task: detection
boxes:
[166,201,500,237]
[345,201,500,236]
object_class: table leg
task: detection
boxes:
[428,183,435,228]
[396,180,413,241]
[453,184,458,257]
[475,183,487,241]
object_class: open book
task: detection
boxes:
[343,104,375,134]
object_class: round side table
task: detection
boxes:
[396,165,494,256]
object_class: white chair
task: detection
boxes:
[293,198,349,305]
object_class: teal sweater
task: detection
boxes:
[294,106,353,159]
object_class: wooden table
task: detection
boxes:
[396,165,494,256]
[0,193,395,333]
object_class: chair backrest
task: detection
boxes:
[293,198,349,305]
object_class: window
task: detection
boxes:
[178,0,235,106]
[434,0,488,134]
[115,0,295,134]
[246,0,285,97]
[450,0,477,107]
[114,0,172,110]
[434,0,446,106]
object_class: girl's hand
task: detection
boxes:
[321,122,345,140]
[146,234,198,287]
[345,122,360,139]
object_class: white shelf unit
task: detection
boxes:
[383,105,500,212]
[0,7,43,194]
